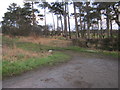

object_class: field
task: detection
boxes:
[2,35,119,78]
[2,36,71,78]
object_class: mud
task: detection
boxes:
[3,51,118,88]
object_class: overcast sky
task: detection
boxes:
[0,0,118,30]
[0,0,24,21]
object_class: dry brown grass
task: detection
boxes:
[3,45,51,62]
[19,36,72,47]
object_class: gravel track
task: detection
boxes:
[3,51,118,88]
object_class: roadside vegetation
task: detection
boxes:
[2,34,119,78]
[63,46,119,58]
[3,52,70,78]
[2,36,71,78]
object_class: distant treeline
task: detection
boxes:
[1,1,120,40]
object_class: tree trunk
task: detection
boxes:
[31,1,35,33]
[86,2,90,39]
[73,2,80,38]
[110,19,113,37]
[57,15,58,35]
[92,24,94,39]
[63,2,68,37]
[97,20,100,39]
[106,9,110,38]
[31,2,35,26]
[52,13,55,36]
[60,14,64,36]
[57,15,59,31]
[83,21,86,38]
[100,18,103,39]
[79,7,82,38]
[67,3,71,39]
[112,3,120,51]
[44,8,47,36]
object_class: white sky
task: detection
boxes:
[0,0,118,30]
[0,0,24,21]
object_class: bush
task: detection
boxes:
[72,38,119,51]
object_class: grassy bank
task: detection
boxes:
[3,52,70,78]
[2,36,71,78]
[63,46,119,58]
[3,36,119,58]
[2,36,119,78]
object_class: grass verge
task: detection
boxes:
[3,36,119,58]
[63,46,119,58]
[2,36,119,79]
[3,52,70,78]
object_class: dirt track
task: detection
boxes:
[3,51,118,88]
